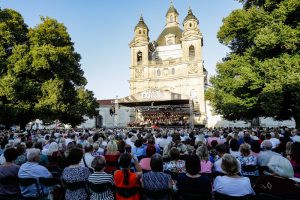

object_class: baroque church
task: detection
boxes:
[117,3,207,126]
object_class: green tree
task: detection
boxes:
[0,11,99,128]
[0,8,29,128]
[207,0,300,127]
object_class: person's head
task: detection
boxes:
[107,140,118,153]
[221,154,240,176]
[211,140,218,149]
[91,156,106,172]
[16,143,26,155]
[27,148,41,162]
[169,147,180,160]
[261,140,273,151]
[268,156,294,178]
[266,133,271,140]
[47,142,59,156]
[150,154,164,172]
[67,148,83,165]
[148,137,155,145]
[244,136,251,144]
[26,140,33,149]
[229,138,239,151]
[185,154,200,175]
[34,141,43,150]
[85,144,93,153]
[216,143,227,157]
[291,142,300,164]
[239,143,251,156]
[134,139,143,148]
[119,152,132,169]
[117,140,126,153]
[93,143,99,151]
[146,145,156,158]
[4,148,18,162]
[196,145,209,161]
[250,140,260,154]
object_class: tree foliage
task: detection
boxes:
[0,9,98,128]
[207,0,300,127]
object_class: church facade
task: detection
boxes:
[123,3,207,126]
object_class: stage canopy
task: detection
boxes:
[118,90,190,107]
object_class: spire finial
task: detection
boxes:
[171,0,174,6]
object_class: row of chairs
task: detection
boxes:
[0,176,62,199]
[1,176,296,200]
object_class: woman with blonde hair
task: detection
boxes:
[104,140,120,174]
[213,154,255,197]
[196,145,213,173]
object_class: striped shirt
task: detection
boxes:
[88,172,114,200]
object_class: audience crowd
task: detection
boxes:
[0,126,299,200]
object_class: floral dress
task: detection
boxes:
[163,160,186,173]
[62,166,90,200]
[237,155,259,176]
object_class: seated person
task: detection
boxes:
[213,144,228,173]
[104,141,120,174]
[18,148,52,198]
[237,143,259,176]
[142,154,172,191]
[163,147,185,173]
[254,155,300,199]
[114,153,142,200]
[177,154,212,198]
[213,154,255,197]
[196,145,213,173]
[62,148,91,200]
[139,145,156,171]
[0,148,20,196]
[88,156,114,200]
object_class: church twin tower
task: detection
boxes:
[129,3,207,125]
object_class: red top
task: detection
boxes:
[104,154,120,174]
[114,169,141,200]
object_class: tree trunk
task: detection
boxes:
[294,114,300,129]
[20,122,26,131]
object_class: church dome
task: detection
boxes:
[156,26,183,46]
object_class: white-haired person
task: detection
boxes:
[257,140,281,167]
[213,154,255,197]
[18,148,52,198]
[254,155,300,199]
[88,156,115,200]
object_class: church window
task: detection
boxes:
[164,68,169,76]
[139,30,141,34]
[189,23,192,28]
[143,30,146,34]
[172,68,175,75]
[137,51,142,63]
[157,69,161,76]
[170,15,174,22]
[189,45,195,60]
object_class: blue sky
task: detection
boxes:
[1,0,241,100]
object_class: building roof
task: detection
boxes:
[156,26,183,46]
[183,8,199,24]
[166,4,179,16]
[97,99,115,106]
[134,16,148,30]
